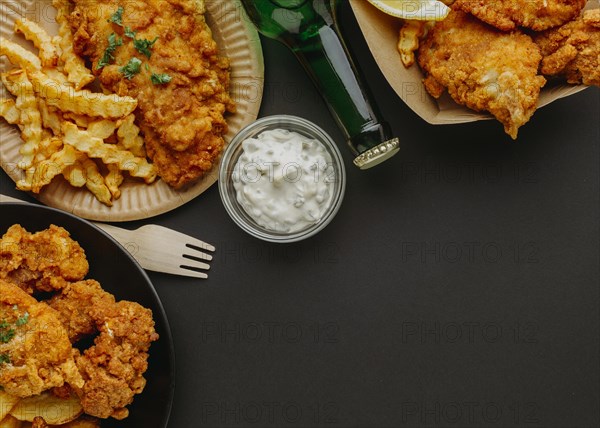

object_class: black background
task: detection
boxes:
[1,2,599,427]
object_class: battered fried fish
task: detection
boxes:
[0,279,84,397]
[417,11,546,139]
[453,0,587,31]
[66,0,235,188]
[535,9,600,86]
[0,224,89,294]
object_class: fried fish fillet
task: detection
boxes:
[0,279,84,397]
[418,11,546,139]
[535,8,600,86]
[0,224,89,294]
[67,0,235,188]
[453,0,587,31]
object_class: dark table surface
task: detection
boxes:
[1,3,599,428]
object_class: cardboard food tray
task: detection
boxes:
[350,0,593,124]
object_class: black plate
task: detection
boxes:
[0,202,175,428]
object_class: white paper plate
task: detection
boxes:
[0,0,264,221]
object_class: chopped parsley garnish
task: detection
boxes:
[0,311,28,345]
[102,6,160,78]
[151,73,172,85]
[0,328,15,344]
[16,312,29,327]
[97,33,123,69]
[124,26,137,39]
[134,37,159,58]
[109,6,124,26]
[119,57,142,79]
[0,354,9,365]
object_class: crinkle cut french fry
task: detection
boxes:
[88,121,124,206]
[1,70,43,169]
[37,99,62,135]
[17,136,62,192]
[52,0,95,89]
[1,5,156,206]
[37,136,63,160]
[27,70,138,119]
[17,140,77,192]
[35,104,110,199]
[106,164,124,199]
[117,114,146,157]
[398,20,434,68]
[43,67,70,85]
[62,111,92,128]
[62,122,157,183]
[57,148,112,204]
[80,157,113,206]
[0,98,20,125]
[0,37,42,70]
[14,18,59,67]
[17,144,112,205]
[62,161,87,188]
[87,119,118,140]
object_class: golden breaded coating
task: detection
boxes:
[453,0,587,31]
[418,10,546,139]
[0,222,158,421]
[68,0,235,188]
[47,279,116,343]
[0,224,89,294]
[75,300,159,419]
[0,279,84,397]
[535,9,600,86]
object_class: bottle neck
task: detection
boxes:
[290,22,399,167]
[241,0,399,168]
[292,25,377,139]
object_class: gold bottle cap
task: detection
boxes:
[353,138,400,170]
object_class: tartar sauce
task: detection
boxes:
[232,129,334,233]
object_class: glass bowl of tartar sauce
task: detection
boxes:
[218,115,346,243]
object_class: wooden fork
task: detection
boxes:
[0,193,214,279]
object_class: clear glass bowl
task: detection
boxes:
[218,115,346,243]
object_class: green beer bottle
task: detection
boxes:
[241,0,400,169]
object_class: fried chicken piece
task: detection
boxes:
[47,279,116,343]
[75,300,159,419]
[418,10,546,139]
[535,9,600,86]
[0,279,84,397]
[0,225,89,294]
[453,0,587,31]
[68,0,235,188]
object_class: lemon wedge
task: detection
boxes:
[366,0,451,21]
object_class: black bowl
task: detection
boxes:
[0,202,175,428]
